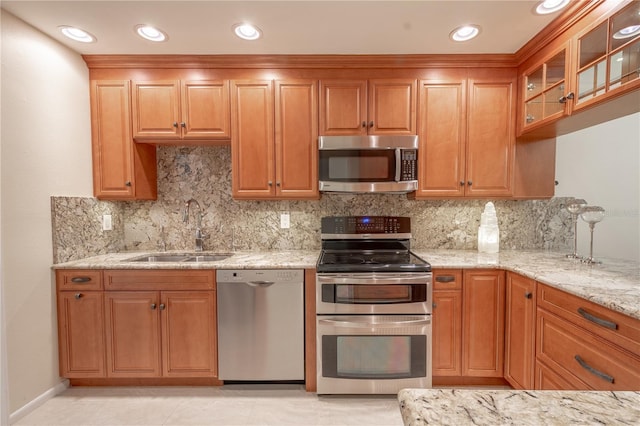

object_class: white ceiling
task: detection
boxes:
[1,0,567,55]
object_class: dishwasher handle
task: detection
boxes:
[246,281,275,288]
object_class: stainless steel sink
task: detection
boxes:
[124,253,233,263]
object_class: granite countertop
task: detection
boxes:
[398,388,640,426]
[53,249,640,320]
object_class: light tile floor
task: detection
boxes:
[14,384,404,426]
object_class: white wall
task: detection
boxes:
[0,10,92,415]
[555,112,640,262]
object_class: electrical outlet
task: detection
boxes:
[280,213,290,229]
[102,214,112,231]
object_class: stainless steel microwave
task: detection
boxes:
[318,135,418,193]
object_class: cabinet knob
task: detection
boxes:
[173,122,178,128]
[361,121,367,128]
[559,96,567,104]
[151,303,157,310]
[566,92,575,100]
[159,303,166,310]
[276,182,281,187]
[180,122,186,128]
[268,181,273,187]
[467,181,473,186]
[368,121,374,128]
[125,181,132,187]
[459,181,465,186]
[525,292,533,299]
[432,302,437,309]
[74,293,82,300]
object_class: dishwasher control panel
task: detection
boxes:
[216,269,304,283]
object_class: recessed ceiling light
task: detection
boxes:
[535,0,570,15]
[613,25,640,40]
[450,25,481,42]
[135,25,168,42]
[58,26,96,43]
[233,23,262,41]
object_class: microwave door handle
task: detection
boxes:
[395,148,401,182]
[319,317,431,328]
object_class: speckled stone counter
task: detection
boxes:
[53,249,640,320]
[398,388,640,426]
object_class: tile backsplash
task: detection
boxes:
[51,145,572,263]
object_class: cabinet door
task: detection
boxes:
[504,272,536,389]
[161,291,217,377]
[181,80,230,140]
[132,80,181,139]
[231,80,275,198]
[319,80,367,135]
[432,270,462,376]
[104,291,161,377]
[462,269,505,377]
[275,80,319,199]
[416,73,467,197]
[91,80,156,200]
[466,70,516,197]
[368,79,417,135]
[57,291,106,378]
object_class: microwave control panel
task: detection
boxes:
[401,150,417,181]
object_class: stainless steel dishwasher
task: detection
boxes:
[216,269,304,381]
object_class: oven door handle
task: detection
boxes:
[318,317,431,328]
[317,274,431,285]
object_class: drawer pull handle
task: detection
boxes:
[70,277,92,283]
[436,276,455,283]
[574,355,614,383]
[577,308,618,330]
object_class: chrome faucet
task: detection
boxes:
[182,199,205,252]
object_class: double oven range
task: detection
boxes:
[316,216,432,394]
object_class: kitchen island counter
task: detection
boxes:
[398,388,640,426]
[53,249,639,320]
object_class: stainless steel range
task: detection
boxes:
[316,216,432,394]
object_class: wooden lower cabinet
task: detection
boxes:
[462,269,505,377]
[432,269,462,376]
[105,291,217,378]
[57,291,106,378]
[504,272,536,389]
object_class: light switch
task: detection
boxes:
[102,214,112,231]
[280,213,290,229]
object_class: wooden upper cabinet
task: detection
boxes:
[319,79,416,135]
[90,80,157,200]
[462,269,506,377]
[231,79,319,200]
[466,69,516,198]
[415,68,516,198]
[415,70,467,198]
[132,80,230,142]
[520,42,573,134]
[504,272,536,390]
[275,80,319,199]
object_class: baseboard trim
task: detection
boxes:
[9,379,69,424]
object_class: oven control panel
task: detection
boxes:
[321,216,410,234]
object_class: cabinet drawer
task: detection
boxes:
[537,310,640,390]
[104,270,215,291]
[535,360,587,390]
[56,270,103,291]
[538,284,640,355]
[433,269,462,291]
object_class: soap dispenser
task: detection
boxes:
[478,202,500,253]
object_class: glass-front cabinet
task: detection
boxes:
[522,44,572,130]
[575,1,640,109]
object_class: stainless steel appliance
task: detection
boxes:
[316,216,432,394]
[217,269,304,381]
[318,135,418,193]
